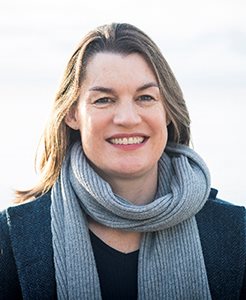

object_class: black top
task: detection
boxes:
[90,230,139,300]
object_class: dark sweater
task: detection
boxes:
[0,189,245,299]
[90,230,139,299]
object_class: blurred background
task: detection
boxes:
[0,0,245,210]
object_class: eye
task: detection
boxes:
[93,97,114,105]
[138,95,155,102]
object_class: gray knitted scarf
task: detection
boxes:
[51,141,212,299]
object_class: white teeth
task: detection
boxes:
[110,136,145,145]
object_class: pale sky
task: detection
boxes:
[0,0,245,209]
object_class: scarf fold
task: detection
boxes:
[51,142,212,299]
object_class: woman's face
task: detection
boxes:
[66,52,168,181]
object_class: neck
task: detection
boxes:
[98,167,158,205]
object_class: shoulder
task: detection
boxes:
[0,192,55,299]
[0,190,52,254]
[3,192,52,219]
[197,188,245,258]
[196,188,245,262]
[196,188,245,299]
[1,192,52,261]
[1,192,51,234]
[197,188,245,231]
[0,192,51,245]
[1,198,48,299]
[1,191,52,257]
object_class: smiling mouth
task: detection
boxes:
[108,136,146,145]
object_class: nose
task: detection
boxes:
[113,99,141,127]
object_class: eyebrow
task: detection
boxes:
[136,82,159,92]
[89,86,115,94]
[88,82,159,94]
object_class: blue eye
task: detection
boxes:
[138,95,154,101]
[94,97,112,105]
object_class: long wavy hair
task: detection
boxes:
[15,23,191,203]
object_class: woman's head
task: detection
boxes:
[16,23,190,202]
[65,52,169,184]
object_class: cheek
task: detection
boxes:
[153,107,168,131]
[80,114,103,148]
[153,110,168,147]
[162,127,168,146]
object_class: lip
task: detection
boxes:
[107,133,149,139]
[106,133,149,151]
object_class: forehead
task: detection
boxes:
[82,52,157,89]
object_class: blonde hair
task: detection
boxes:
[15,23,190,203]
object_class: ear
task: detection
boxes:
[65,104,80,130]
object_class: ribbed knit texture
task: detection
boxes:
[51,141,212,299]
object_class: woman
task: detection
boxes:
[0,23,245,299]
